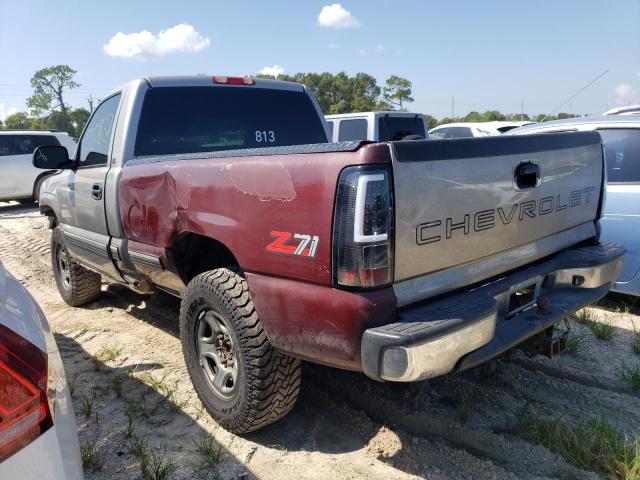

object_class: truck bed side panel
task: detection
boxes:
[117,143,391,287]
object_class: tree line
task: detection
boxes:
[1,65,579,136]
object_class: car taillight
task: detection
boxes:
[212,76,255,85]
[333,165,394,288]
[0,324,52,462]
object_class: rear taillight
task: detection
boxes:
[212,76,255,85]
[333,165,394,288]
[0,324,52,462]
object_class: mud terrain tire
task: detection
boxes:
[180,268,301,434]
[51,227,102,306]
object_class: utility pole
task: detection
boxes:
[451,96,454,119]
[521,99,524,120]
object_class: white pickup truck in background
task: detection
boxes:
[325,111,428,142]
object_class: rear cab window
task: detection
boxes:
[338,119,368,142]
[598,128,640,183]
[0,135,60,157]
[134,87,328,157]
[378,116,426,141]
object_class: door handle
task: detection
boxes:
[91,183,103,200]
[514,162,540,189]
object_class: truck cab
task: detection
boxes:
[325,111,428,142]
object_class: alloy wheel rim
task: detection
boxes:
[57,246,72,291]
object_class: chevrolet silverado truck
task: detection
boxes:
[32,75,625,434]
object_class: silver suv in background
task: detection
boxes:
[325,111,428,142]
[509,116,640,296]
[0,130,76,203]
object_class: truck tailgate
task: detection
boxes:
[391,132,603,305]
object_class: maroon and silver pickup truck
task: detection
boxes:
[33,75,624,433]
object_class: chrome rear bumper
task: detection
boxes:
[361,242,625,382]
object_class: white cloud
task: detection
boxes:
[259,65,285,77]
[0,104,18,122]
[357,44,385,55]
[615,83,639,106]
[103,23,210,60]
[318,4,361,28]
[328,42,338,49]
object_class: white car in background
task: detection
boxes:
[0,130,76,203]
[429,121,534,139]
[325,111,428,142]
[603,105,640,116]
[508,116,640,296]
[0,261,83,479]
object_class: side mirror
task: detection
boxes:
[33,145,75,170]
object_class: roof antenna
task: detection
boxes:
[540,69,609,122]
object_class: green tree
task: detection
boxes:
[4,112,32,129]
[27,65,80,131]
[383,75,414,111]
[0,118,3,129]
[424,114,437,130]
[69,108,91,137]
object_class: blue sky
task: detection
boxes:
[1,0,639,120]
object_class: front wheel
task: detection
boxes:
[51,227,102,306]
[179,268,301,434]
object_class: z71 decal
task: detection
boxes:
[266,231,319,258]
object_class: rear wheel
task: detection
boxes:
[180,268,301,434]
[51,227,102,306]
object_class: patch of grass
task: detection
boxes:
[93,344,122,371]
[67,374,79,397]
[566,331,589,355]
[588,319,617,341]
[620,364,640,392]
[80,439,105,472]
[193,436,223,478]
[631,323,640,355]
[129,433,149,459]
[125,412,136,439]
[572,308,595,325]
[139,443,176,480]
[518,412,640,478]
[109,375,125,398]
[80,393,93,418]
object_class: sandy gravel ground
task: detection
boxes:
[1,200,639,480]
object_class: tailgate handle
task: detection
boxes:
[515,162,540,189]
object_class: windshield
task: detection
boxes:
[378,116,426,141]
[598,128,640,183]
[135,86,328,157]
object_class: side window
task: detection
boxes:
[338,119,368,142]
[429,129,448,139]
[598,128,640,183]
[0,135,59,156]
[448,127,474,138]
[325,121,334,141]
[78,94,120,167]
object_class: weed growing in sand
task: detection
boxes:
[193,436,223,478]
[518,412,640,478]
[80,439,105,472]
[67,374,79,397]
[109,375,125,398]
[631,323,640,355]
[125,412,136,439]
[140,442,176,480]
[620,364,640,392]
[129,433,149,459]
[565,331,589,354]
[572,308,595,325]
[80,393,94,418]
[588,319,617,341]
[93,344,122,370]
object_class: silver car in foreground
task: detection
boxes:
[509,116,640,295]
[0,261,83,479]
